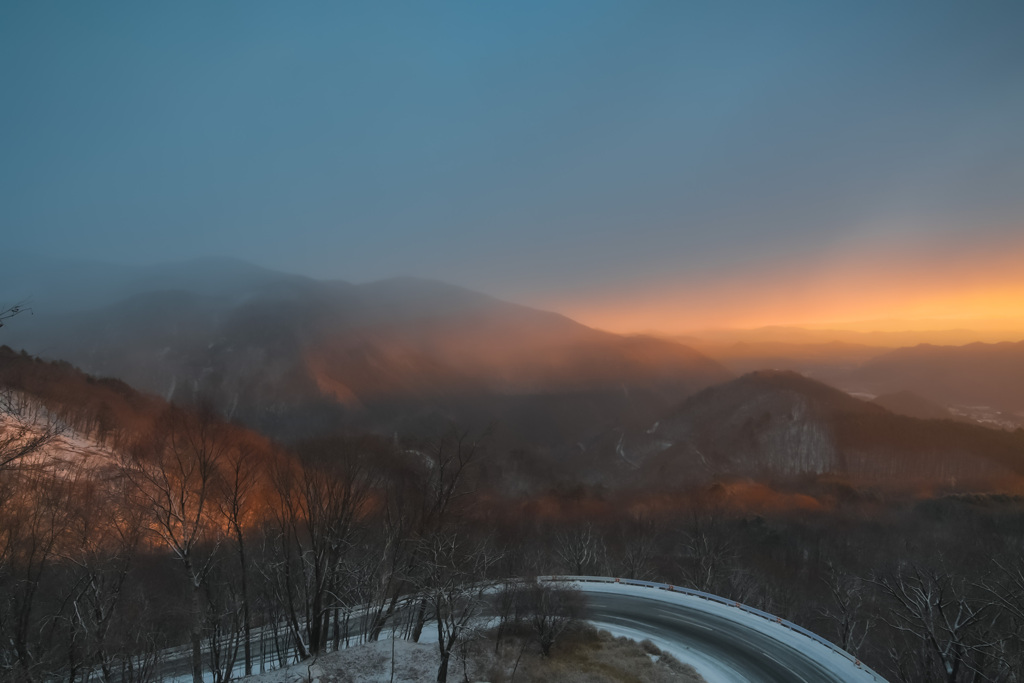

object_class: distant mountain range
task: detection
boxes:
[846,341,1024,414]
[692,338,1024,428]
[689,340,889,377]
[4,254,1023,495]
[0,255,730,443]
[4,307,1023,498]
[679,322,1024,347]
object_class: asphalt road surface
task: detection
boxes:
[581,589,863,683]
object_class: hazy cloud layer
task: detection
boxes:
[3,1,1023,331]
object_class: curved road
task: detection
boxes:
[153,582,883,682]
[579,587,880,683]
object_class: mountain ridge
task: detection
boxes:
[623,370,1024,493]
[1,256,731,444]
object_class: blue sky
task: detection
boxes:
[3,1,1023,330]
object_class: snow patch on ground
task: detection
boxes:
[238,639,439,683]
[1,404,115,476]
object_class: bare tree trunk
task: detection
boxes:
[189,579,204,683]
[236,531,252,676]
[411,598,428,643]
[436,617,451,683]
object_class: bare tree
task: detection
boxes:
[268,436,380,660]
[979,557,1024,677]
[520,582,584,657]
[415,531,496,683]
[0,390,62,473]
[203,560,245,683]
[216,439,265,676]
[63,474,143,682]
[676,506,735,595]
[554,523,606,576]
[491,576,531,655]
[363,428,486,644]
[617,514,659,581]
[0,303,51,471]
[265,458,311,662]
[875,563,997,683]
[0,466,77,678]
[119,406,227,683]
[359,468,417,643]
[817,562,872,655]
[0,303,28,330]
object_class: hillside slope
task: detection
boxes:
[628,371,1024,492]
[1,257,731,444]
[847,341,1024,415]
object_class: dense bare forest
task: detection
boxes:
[1,348,1023,682]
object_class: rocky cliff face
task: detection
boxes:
[651,371,859,477]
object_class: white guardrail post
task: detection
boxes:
[537,575,886,682]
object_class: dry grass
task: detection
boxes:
[463,623,706,683]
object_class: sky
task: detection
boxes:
[3,1,1024,335]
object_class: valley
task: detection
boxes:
[1,260,1023,682]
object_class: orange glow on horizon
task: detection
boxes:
[569,285,1024,340]
[547,231,1024,342]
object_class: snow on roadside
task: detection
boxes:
[242,638,439,683]
[161,638,441,683]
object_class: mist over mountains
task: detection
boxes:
[0,255,730,444]
[846,341,1024,413]
[3,254,1023,496]
[694,337,1024,428]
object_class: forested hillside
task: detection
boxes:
[2,351,1024,681]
